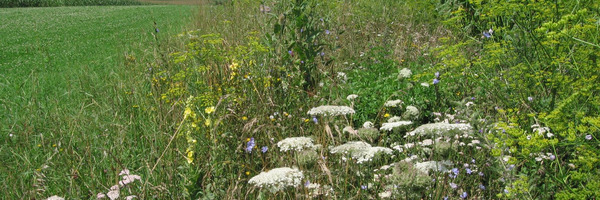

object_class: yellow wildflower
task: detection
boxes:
[185,151,194,164]
[204,118,211,127]
[242,116,248,121]
[205,106,215,114]
[384,113,390,118]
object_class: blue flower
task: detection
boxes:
[325,30,330,35]
[444,196,448,200]
[433,78,440,85]
[435,72,440,78]
[320,52,325,56]
[479,184,486,190]
[245,138,255,153]
[450,182,457,189]
[483,31,491,38]
[361,185,367,190]
[305,180,310,187]
[528,96,533,101]
[466,168,472,174]
[449,168,459,178]
[478,172,484,176]
[460,192,468,199]
[288,50,293,56]
[312,116,318,124]
[261,146,268,153]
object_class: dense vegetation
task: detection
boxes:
[1,0,599,199]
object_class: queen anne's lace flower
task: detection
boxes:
[380,121,413,131]
[398,68,412,79]
[384,99,403,107]
[346,94,358,101]
[307,105,355,116]
[387,116,402,123]
[248,167,304,193]
[414,160,453,174]
[406,122,472,137]
[330,141,393,164]
[277,137,315,152]
[363,121,374,128]
[402,106,420,119]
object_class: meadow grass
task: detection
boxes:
[0,5,196,198]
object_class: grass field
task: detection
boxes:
[0,5,195,198]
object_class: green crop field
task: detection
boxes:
[0,4,195,198]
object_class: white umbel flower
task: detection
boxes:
[380,121,413,131]
[384,99,403,107]
[248,167,304,193]
[277,137,315,152]
[346,94,359,101]
[46,196,64,200]
[307,105,355,116]
[363,121,374,128]
[398,68,412,79]
[414,160,453,174]
[330,141,393,164]
[402,106,420,119]
[406,122,472,137]
[387,116,402,123]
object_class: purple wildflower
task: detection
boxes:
[312,116,318,124]
[305,180,310,187]
[435,72,440,78]
[288,50,293,56]
[528,97,533,101]
[320,52,325,56]
[245,138,255,153]
[479,184,486,190]
[586,135,592,140]
[466,168,472,174]
[478,172,484,176]
[549,154,556,160]
[325,30,330,35]
[483,31,491,38]
[508,164,515,170]
[460,192,468,199]
[433,78,440,85]
[450,182,458,189]
[361,185,367,190]
[261,146,268,153]
[155,28,159,33]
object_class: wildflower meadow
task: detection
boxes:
[1,0,599,199]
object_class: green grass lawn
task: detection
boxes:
[0,5,194,198]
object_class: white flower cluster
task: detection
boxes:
[97,169,141,200]
[387,116,402,122]
[531,124,554,138]
[414,160,453,174]
[363,121,374,128]
[380,121,413,131]
[248,167,304,193]
[307,105,355,116]
[402,106,420,119]
[277,137,315,152]
[406,122,472,137]
[384,99,403,107]
[330,141,393,164]
[398,68,412,79]
[346,94,359,101]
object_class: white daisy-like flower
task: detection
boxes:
[406,122,472,137]
[404,143,415,149]
[380,121,413,131]
[421,82,430,87]
[346,94,359,101]
[384,99,403,107]
[363,121,374,128]
[277,137,315,152]
[398,68,412,79]
[248,167,304,193]
[307,105,355,116]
